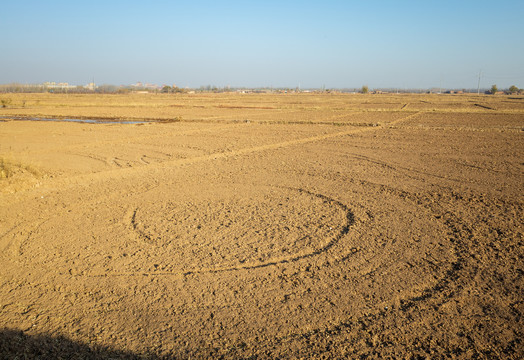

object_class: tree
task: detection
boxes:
[509,85,518,94]
[361,85,369,94]
[490,84,498,95]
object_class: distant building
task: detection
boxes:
[85,82,97,91]
[130,82,160,90]
[43,82,77,90]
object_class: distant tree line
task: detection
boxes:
[488,84,522,95]
[0,83,130,94]
[161,85,187,94]
[0,83,523,95]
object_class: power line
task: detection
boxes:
[482,75,524,80]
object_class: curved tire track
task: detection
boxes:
[92,187,355,277]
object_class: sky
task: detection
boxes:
[1,0,523,89]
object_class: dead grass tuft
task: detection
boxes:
[0,157,12,178]
[0,157,40,179]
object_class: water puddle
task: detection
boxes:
[0,116,147,124]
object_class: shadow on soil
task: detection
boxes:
[0,328,158,359]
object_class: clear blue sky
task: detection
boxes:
[2,0,523,89]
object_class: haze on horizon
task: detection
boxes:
[2,0,523,90]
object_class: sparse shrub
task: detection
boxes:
[508,85,518,94]
[0,158,11,178]
[361,85,369,94]
[1,98,12,108]
[490,84,498,95]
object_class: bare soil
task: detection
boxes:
[0,94,522,358]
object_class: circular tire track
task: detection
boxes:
[127,186,354,275]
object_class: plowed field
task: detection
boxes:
[0,93,522,358]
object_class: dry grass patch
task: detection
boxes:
[0,157,40,179]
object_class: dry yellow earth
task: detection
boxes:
[0,93,523,358]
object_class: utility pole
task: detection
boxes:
[477,70,482,95]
